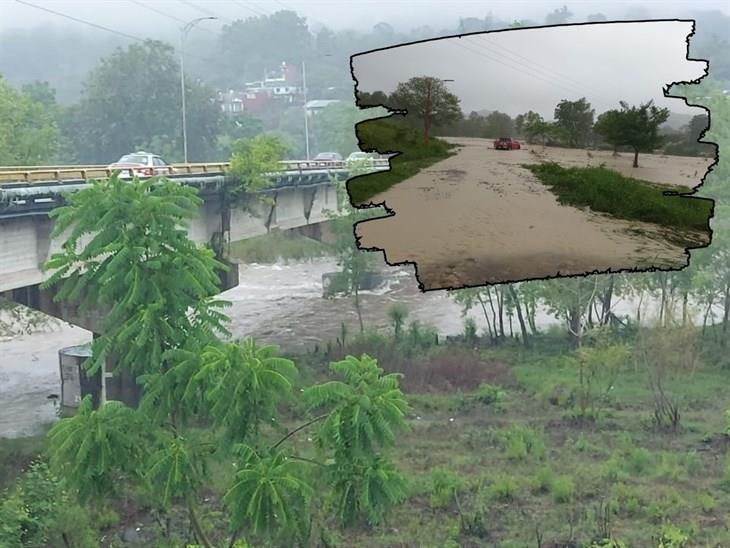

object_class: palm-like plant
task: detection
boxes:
[305,354,409,458]
[194,338,298,445]
[47,396,147,502]
[224,446,312,543]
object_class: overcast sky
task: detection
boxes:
[352,20,708,118]
[1,0,728,35]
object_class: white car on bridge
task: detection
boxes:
[107,152,176,178]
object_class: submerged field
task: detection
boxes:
[355,138,709,290]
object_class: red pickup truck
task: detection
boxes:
[494,137,521,150]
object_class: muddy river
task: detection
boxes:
[0,257,697,438]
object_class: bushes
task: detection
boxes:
[524,162,711,233]
[550,476,575,503]
[0,460,97,548]
[349,118,456,204]
[486,475,518,502]
[499,425,546,461]
[429,468,464,510]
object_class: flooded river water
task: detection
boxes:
[0,256,691,438]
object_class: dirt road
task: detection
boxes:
[355,138,711,290]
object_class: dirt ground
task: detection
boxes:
[355,138,712,291]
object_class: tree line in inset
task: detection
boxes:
[358,76,713,167]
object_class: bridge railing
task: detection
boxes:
[0,159,391,185]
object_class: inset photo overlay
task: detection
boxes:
[350,20,716,291]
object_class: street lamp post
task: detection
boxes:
[302,60,310,160]
[424,77,454,144]
[301,54,332,160]
[180,17,217,164]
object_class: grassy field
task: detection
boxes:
[296,328,730,547]
[524,162,714,235]
[2,327,729,546]
[348,118,457,206]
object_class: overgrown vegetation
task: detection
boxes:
[347,118,456,205]
[524,162,713,234]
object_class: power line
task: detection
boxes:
[15,0,225,72]
[178,0,233,22]
[464,35,613,102]
[128,0,217,34]
[231,0,268,17]
[448,39,603,103]
[14,0,148,43]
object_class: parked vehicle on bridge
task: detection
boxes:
[313,152,343,162]
[107,152,176,178]
[346,151,377,166]
[493,137,521,150]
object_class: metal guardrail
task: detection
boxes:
[0,163,391,218]
[0,159,391,185]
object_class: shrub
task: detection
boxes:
[722,456,730,489]
[487,475,519,502]
[589,539,628,548]
[430,468,464,510]
[530,466,556,494]
[0,460,96,548]
[459,383,508,412]
[463,317,478,345]
[698,493,716,513]
[551,476,575,503]
[601,454,629,483]
[655,522,689,547]
[609,483,643,517]
[624,447,653,476]
[500,425,546,461]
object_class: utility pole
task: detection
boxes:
[424,78,433,144]
[302,60,310,160]
[180,17,217,163]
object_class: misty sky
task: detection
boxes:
[352,21,708,118]
[2,0,729,35]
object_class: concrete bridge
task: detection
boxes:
[0,161,387,406]
[0,160,387,295]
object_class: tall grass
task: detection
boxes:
[524,162,712,233]
[348,118,456,205]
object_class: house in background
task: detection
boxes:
[218,62,303,115]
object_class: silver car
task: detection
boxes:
[313,152,343,162]
[107,152,176,178]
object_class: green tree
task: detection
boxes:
[311,102,377,157]
[524,117,558,148]
[545,5,573,25]
[218,11,313,88]
[41,174,230,382]
[229,134,289,193]
[42,173,409,546]
[0,76,60,164]
[218,114,265,160]
[483,111,514,138]
[327,167,381,333]
[67,40,221,163]
[554,97,595,148]
[390,76,462,143]
[593,101,670,167]
[387,303,409,340]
